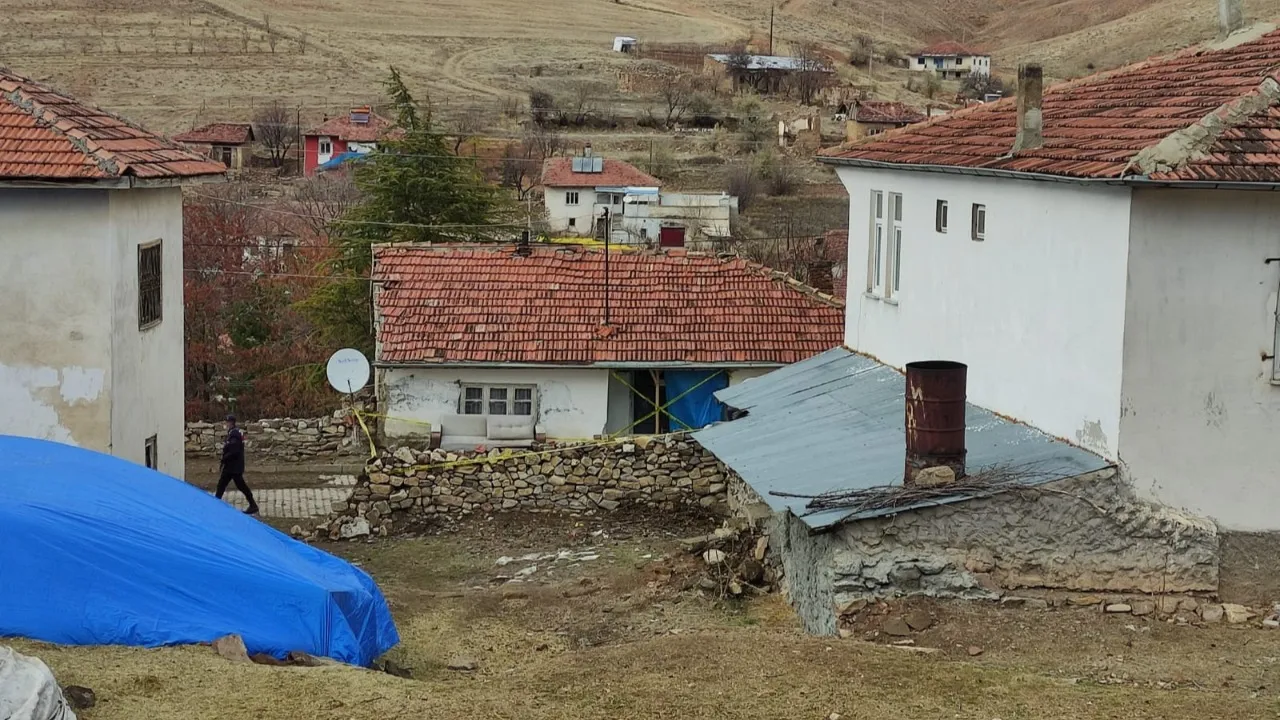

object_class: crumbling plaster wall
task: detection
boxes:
[745,469,1219,636]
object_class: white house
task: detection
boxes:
[818,26,1280,532]
[542,151,661,237]
[0,68,226,477]
[617,192,738,247]
[906,41,990,80]
[371,242,844,449]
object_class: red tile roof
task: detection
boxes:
[173,122,254,145]
[0,68,227,181]
[304,111,396,142]
[854,101,926,125]
[542,157,662,188]
[373,244,844,365]
[823,29,1280,183]
[914,41,986,57]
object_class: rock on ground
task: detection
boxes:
[1223,603,1255,624]
[447,656,478,671]
[62,685,96,710]
[1200,604,1225,623]
[211,634,250,662]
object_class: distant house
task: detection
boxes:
[906,42,991,80]
[613,36,637,53]
[371,243,844,448]
[542,150,661,237]
[303,106,395,176]
[705,53,834,94]
[845,101,926,141]
[0,68,226,478]
[172,123,255,170]
[617,192,738,247]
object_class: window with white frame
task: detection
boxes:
[936,200,948,233]
[318,137,332,156]
[461,385,536,416]
[868,190,885,294]
[971,203,987,241]
[888,193,903,296]
[566,191,580,206]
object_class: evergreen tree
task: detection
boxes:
[302,67,514,356]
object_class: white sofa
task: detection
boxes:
[431,414,544,450]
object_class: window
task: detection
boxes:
[889,193,903,296]
[868,190,884,294]
[144,435,158,470]
[568,217,576,228]
[596,192,611,205]
[318,137,332,155]
[216,146,233,167]
[971,204,987,241]
[936,200,949,233]
[566,191,580,206]
[138,241,162,329]
[640,227,648,240]
[461,385,537,416]
[917,58,925,65]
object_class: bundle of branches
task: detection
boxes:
[771,462,1072,517]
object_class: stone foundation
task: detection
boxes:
[731,469,1221,636]
[185,412,366,461]
[321,434,730,538]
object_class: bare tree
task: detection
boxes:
[658,73,695,127]
[298,28,309,54]
[451,105,487,153]
[789,42,829,105]
[849,34,873,67]
[524,123,565,163]
[263,14,277,53]
[960,72,1006,100]
[500,141,537,199]
[292,172,361,239]
[564,80,602,125]
[253,100,298,169]
[725,43,753,90]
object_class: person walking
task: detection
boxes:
[216,414,259,515]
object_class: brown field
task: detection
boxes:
[2,0,1276,134]
[11,511,1280,719]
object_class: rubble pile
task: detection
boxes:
[682,519,778,598]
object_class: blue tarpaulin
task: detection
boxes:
[665,370,729,430]
[316,151,367,172]
[0,436,398,666]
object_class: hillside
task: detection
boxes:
[0,0,1273,131]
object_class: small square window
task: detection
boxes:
[488,387,509,415]
[972,204,987,241]
[144,435,158,469]
[568,217,576,228]
[566,191,580,206]
[514,388,533,416]
[463,386,484,415]
[596,192,611,205]
[936,200,948,233]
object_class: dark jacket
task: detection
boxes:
[221,427,246,474]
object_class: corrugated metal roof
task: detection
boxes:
[707,54,828,71]
[697,347,1111,531]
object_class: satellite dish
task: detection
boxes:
[326,348,370,394]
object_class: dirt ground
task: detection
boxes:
[12,509,1280,719]
[183,454,361,491]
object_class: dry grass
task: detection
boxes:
[5,0,1274,134]
[11,515,1280,719]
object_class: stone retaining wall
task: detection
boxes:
[185,412,366,461]
[320,434,729,539]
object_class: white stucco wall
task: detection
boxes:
[835,167,1132,457]
[0,189,114,451]
[108,187,186,478]
[1120,189,1280,531]
[381,366,611,439]
[545,186,598,235]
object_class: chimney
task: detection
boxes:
[514,229,532,257]
[809,261,835,295]
[1218,0,1244,36]
[1011,64,1044,153]
[584,143,593,158]
[904,361,967,486]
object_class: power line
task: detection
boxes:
[187,190,529,230]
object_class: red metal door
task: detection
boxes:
[658,226,685,248]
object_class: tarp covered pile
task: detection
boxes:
[0,646,75,720]
[0,436,398,666]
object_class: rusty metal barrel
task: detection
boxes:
[904,361,968,485]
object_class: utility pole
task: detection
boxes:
[602,208,612,326]
[768,5,774,55]
[295,105,302,174]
